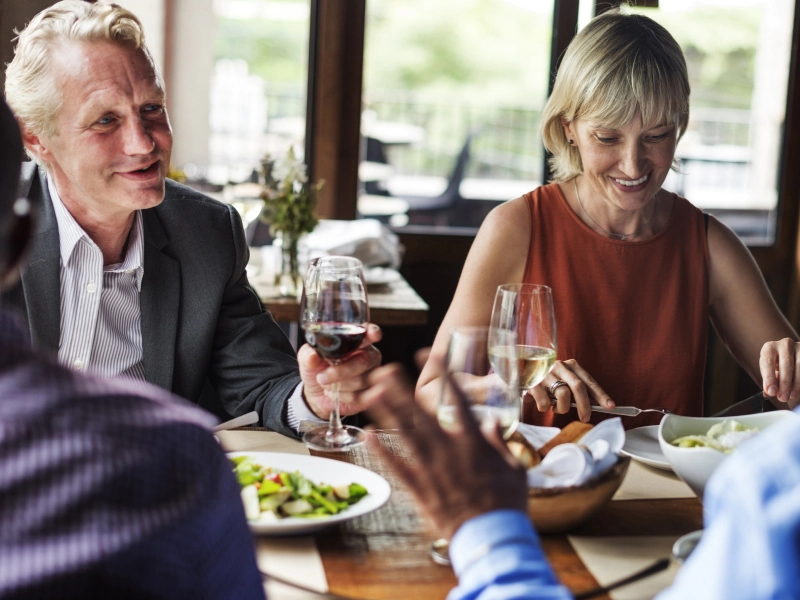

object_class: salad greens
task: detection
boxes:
[671,419,759,454]
[231,456,369,521]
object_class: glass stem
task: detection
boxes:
[327,381,344,437]
[520,391,528,423]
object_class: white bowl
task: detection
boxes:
[658,411,797,500]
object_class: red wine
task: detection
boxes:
[304,323,367,362]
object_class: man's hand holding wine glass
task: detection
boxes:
[298,323,383,418]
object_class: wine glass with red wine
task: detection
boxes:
[300,256,370,451]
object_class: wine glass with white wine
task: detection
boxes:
[489,283,557,412]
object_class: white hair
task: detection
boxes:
[4,1,160,142]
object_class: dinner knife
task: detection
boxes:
[710,392,766,418]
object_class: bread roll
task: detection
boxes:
[506,431,541,468]
[539,421,594,457]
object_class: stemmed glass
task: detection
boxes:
[301,256,370,451]
[489,284,557,413]
[437,326,521,439]
[230,198,264,232]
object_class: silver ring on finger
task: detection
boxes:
[547,380,568,399]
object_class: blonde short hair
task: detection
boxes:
[5,1,159,139]
[541,11,690,183]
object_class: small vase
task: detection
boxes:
[274,231,301,297]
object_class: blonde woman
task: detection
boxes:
[417,10,799,427]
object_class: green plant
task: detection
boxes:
[259,147,322,292]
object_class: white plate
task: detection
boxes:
[364,267,401,286]
[228,452,392,535]
[621,425,672,471]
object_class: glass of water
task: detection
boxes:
[437,326,520,439]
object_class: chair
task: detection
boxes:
[358,131,475,226]
[364,137,391,196]
[403,132,473,212]
[397,132,474,227]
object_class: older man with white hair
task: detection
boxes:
[2,0,381,437]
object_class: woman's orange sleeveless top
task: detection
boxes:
[522,184,709,429]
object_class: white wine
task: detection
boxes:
[489,345,556,390]
[437,405,519,439]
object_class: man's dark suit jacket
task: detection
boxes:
[3,163,301,437]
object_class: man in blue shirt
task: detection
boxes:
[363,362,800,600]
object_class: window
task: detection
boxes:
[208,0,311,185]
[357,0,555,228]
[626,0,795,245]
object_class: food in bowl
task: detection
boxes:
[527,455,630,533]
[231,455,369,521]
[518,420,629,532]
[659,411,797,500]
[671,419,759,453]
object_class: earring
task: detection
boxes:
[568,139,574,145]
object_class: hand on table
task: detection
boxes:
[299,324,383,419]
[759,338,800,409]
[364,361,527,541]
[530,359,616,422]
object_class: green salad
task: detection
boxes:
[671,419,759,454]
[231,456,369,521]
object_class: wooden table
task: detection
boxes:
[310,432,703,600]
[249,269,429,327]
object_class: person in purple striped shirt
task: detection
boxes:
[0,97,265,598]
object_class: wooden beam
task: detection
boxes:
[783,0,800,327]
[544,0,580,183]
[306,0,365,220]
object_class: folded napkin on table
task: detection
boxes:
[524,418,625,489]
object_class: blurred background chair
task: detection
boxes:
[358,131,474,227]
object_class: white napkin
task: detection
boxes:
[526,418,625,489]
[515,423,560,450]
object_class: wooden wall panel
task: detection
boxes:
[306,0,365,220]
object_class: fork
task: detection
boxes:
[569,403,672,417]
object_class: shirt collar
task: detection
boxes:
[107,211,145,291]
[48,176,86,267]
[48,176,145,291]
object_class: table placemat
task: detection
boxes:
[258,537,328,599]
[568,536,682,600]
[613,460,695,500]
[216,430,309,455]
[218,430,329,598]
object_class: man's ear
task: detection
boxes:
[19,123,52,165]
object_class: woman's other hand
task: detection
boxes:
[529,359,615,422]
[759,338,800,409]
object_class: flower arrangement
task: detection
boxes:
[259,147,323,295]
